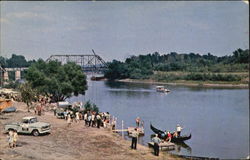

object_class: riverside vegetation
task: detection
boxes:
[0,48,249,88]
[104,48,249,85]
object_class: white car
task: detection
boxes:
[4,116,51,136]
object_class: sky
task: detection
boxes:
[0,1,249,62]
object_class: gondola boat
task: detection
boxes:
[150,123,191,143]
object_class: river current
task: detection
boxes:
[68,79,249,159]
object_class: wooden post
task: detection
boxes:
[122,120,124,139]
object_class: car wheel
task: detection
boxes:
[32,130,39,136]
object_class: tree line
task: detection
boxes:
[104,48,249,82]
[0,54,36,68]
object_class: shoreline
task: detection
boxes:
[117,79,249,89]
[0,101,183,160]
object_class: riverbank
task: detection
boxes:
[0,101,183,160]
[117,79,249,89]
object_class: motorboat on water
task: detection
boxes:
[156,86,170,93]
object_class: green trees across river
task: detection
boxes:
[104,49,249,83]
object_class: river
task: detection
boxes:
[68,79,249,159]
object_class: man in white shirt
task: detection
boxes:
[131,128,139,150]
[176,124,183,137]
[152,134,161,156]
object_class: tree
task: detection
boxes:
[25,60,87,102]
[19,82,36,112]
[104,60,129,80]
[6,54,28,68]
[0,56,6,67]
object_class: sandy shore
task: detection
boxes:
[118,79,249,89]
[0,101,182,160]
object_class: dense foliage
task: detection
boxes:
[19,82,37,112]
[25,59,87,102]
[152,72,243,82]
[0,54,35,68]
[84,100,99,113]
[104,49,249,82]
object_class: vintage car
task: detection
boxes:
[55,108,65,119]
[4,116,51,136]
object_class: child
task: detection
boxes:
[7,130,14,148]
[13,130,18,147]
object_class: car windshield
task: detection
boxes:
[30,118,38,123]
[22,119,29,123]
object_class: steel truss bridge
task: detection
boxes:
[46,50,108,73]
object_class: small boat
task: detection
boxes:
[156,86,170,93]
[150,123,191,143]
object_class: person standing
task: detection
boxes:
[88,112,92,127]
[176,124,183,137]
[67,113,72,127]
[152,134,161,156]
[13,130,18,148]
[135,117,140,127]
[7,130,14,148]
[131,128,139,150]
[167,131,172,142]
[96,114,101,128]
[112,118,117,130]
[75,112,80,123]
[53,106,57,116]
[84,112,88,126]
[91,112,95,127]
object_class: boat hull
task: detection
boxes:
[150,123,191,143]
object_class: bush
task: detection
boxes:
[185,73,241,81]
[84,100,99,113]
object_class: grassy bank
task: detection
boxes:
[118,71,249,88]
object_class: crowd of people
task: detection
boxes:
[54,108,114,130]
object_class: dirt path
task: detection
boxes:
[0,102,182,160]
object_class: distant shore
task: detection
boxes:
[117,79,249,89]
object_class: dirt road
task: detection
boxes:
[0,102,182,160]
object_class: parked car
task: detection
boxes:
[55,108,65,119]
[4,116,51,136]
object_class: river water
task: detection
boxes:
[68,79,249,159]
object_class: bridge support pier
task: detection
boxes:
[15,70,21,81]
[3,71,9,81]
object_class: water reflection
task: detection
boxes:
[105,81,152,89]
[108,89,152,98]
[174,142,192,154]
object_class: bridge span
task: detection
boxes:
[46,50,108,73]
[0,50,108,85]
